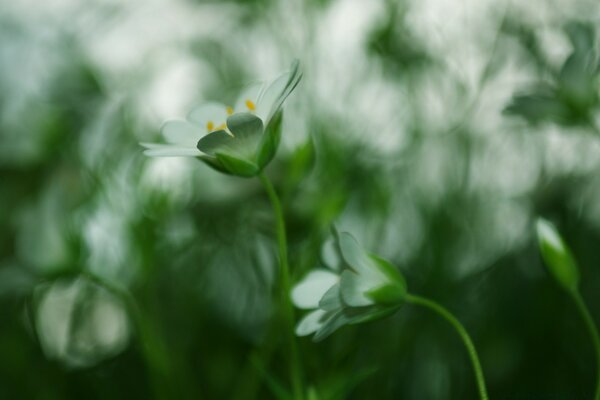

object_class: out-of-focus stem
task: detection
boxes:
[571,291,600,400]
[259,172,303,400]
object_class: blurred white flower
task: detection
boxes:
[34,277,130,368]
[292,229,406,341]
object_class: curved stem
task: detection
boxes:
[571,291,600,400]
[406,294,489,400]
[258,172,303,400]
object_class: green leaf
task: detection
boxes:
[215,152,259,177]
[565,21,596,56]
[558,53,598,109]
[504,90,570,124]
[257,110,283,169]
[535,218,580,293]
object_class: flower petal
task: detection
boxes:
[295,309,327,336]
[291,269,339,309]
[196,130,234,156]
[321,237,342,271]
[318,282,342,311]
[259,60,302,124]
[234,83,265,115]
[255,73,288,122]
[142,144,201,157]
[338,232,373,275]
[340,270,376,307]
[187,102,229,130]
[161,120,203,146]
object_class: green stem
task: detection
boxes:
[571,291,600,400]
[258,172,303,400]
[83,271,173,400]
[406,294,489,400]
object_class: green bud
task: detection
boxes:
[535,218,580,293]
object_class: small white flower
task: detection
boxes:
[292,229,406,341]
[141,61,302,176]
[34,277,130,368]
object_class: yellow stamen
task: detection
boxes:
[245,99,256,111]
[216,123,226,130]
[207,121,215,131]
[226,106,234,115]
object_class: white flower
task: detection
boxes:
[291,229,406,341]
[34,277,130,368]
[141,60,302,176]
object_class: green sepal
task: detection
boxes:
[215,152,259,177]
[257,110,283,169]
[365,255,407,305]
[370,255,406,287]
[365,283,406,305]
[535,218,580,293]
[226,113,263,139]
[197,155,232,175]
[345,305,400,325]
[197,129,234,156]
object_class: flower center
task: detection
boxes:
[206,121,226,132]
[245,99,256,111]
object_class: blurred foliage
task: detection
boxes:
[505,21,600,128]
[2,0,600,399]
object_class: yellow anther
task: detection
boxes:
[216,123,226,130]
[226,106,234,115]
[207,121,214,131]
[245,99,256,111]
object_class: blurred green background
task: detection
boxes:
[2,0,600,398]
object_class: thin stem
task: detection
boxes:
[258,172,303,400]
[571,291,600,400]
[406,294,489,400]
[83,270,174,400]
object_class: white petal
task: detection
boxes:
[187,102,229,129]
[161,120,203,146]
[340,270,376,307]
[321,237,342,271]
[234,83,265,115]
[338,232,373,275]
[140,142,165,149]
[143,144,201,157]
[256,72,290,123]
[295,309,328,336]
[318,283,342,311]
[291,269,339,309]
